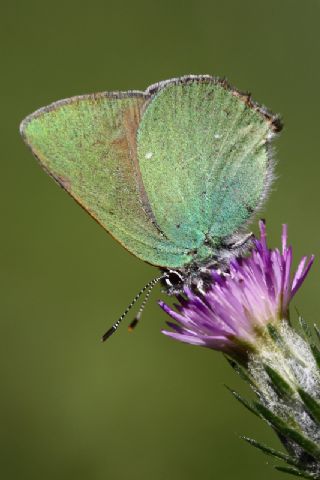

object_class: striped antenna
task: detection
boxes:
[128,280,157,331]
[101,275,163,342]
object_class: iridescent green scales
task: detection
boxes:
[20,76,279,268]
[138,81,273,255]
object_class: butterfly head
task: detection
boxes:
[161,270,184,292]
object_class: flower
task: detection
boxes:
[159,221,314,358]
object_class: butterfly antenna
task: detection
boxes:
[128,280,157,332]
[101,276,163,342]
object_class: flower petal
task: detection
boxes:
[160,223,314,357]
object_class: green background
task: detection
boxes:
[2,1,320,479]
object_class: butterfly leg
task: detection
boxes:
[230,232,254,249]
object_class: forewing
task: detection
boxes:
[137,77,279,249]
[20,92,190,267]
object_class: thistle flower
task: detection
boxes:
[160,222,320,479]
[160,221,314,360]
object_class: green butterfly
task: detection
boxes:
[20,75,281,339]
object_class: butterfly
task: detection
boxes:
[20,75,281,340]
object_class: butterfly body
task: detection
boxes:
[20,75,281,301]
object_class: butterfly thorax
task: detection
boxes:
[161,231,253,295]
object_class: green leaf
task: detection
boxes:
[297,317,320,369]
[267,323,285,346]
[254,402,320,461]
[225,356,254,385]
[314,324,320,344]
[264,364,295,398]
[298,388,320,425]
[275,466,318,479]
[226,386,259,417]
[310,345,320,371]
[241,436,299,466]
[298,316,312,341]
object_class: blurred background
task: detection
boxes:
[1,1,320,479]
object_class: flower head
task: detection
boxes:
[160,222,314,358]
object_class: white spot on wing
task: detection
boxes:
[267,132,274,140]
[214,133,222,139]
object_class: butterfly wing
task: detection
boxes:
[20,92,191,267]
[137,76,280,253]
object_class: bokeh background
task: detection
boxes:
[2,1,320,479]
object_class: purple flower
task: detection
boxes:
[159,222,314,358]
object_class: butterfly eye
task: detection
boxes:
[164,270,184,288]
